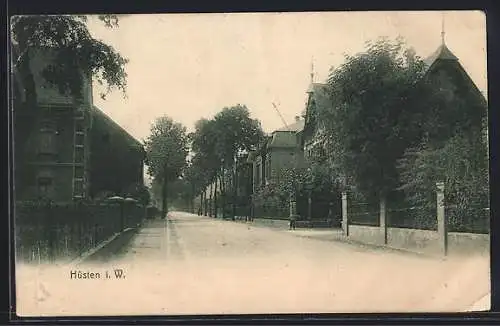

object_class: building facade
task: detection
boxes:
[249,117,305,193]
[13,47,145,203]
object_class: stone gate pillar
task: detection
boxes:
[436,182,447,256]
[342,191,349,236]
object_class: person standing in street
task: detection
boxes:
[289,214,297,230]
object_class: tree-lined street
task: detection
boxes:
[17,212,489,316]
[12,12,489,317]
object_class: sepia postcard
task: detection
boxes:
[11,10,490,317]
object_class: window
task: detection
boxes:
[265,157,271,183]
[75,146,85,163]
[74,179,84,196]
[38,129,57,155]
[37,176,53,198]
[75,133,85,146]
[74,166,84,178]
[255,163,261,186]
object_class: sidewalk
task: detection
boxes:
[75,224,142,264]
[227,217,453,259]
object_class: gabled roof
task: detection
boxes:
[422,42,487,104]
[307,82,328,96]
[423,43,459,73]
[267,131,300,149]
[92,106,144,152]
[275,119,305,132]
[303,82,330,135]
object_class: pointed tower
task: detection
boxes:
[424,12,459,69]
[441,11,446,45]
[307,57,315,94]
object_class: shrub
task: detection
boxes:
[397,131,489,233]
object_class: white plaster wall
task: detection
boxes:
[348,225,385,246]
[387,227,441,254]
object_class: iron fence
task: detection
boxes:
[386,190,437,231]
[15,200,146,263]
[346,189,489,233]
[348,191,379,227]
[445,194,490,234]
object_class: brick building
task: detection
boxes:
[12,47,145,203]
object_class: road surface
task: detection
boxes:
[16,211,490,316]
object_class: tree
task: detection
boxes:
[318,37,438,199]
[190,118,220,216]
[11,15,129,198]
[144,116,189,218]
[164,177,193,211]
[212,105,264,162]
[189,105,264,218]
[11,15,128,102]
[397,131,489,232]
[212,105,264,217]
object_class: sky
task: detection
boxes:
[86,11,487,144]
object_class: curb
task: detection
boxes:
[70,226,140,265]
[247,220,445,260]
[303,234,445,260]
[205,215,446,260]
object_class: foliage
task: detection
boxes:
[11,15,128,101]
[188,105,265,211]
[190,118,220,187]
[165,177,193,209]
[318,37,435,198]
[144,116,189,216]
[124,183,151,206]
[276,162,337,196]
[144,116,189,181]
[251,182,289,217]
[397,131,489,232]
[212,105,265,163]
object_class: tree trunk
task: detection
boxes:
[203,189,207,216]
[209,182,213,217]
[221,165,226,218]
[232,158,237,221]
[199,190,203,215]
[161,177,168,219]
[191,184,195,213]
[214,173,218,218]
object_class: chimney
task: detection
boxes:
[295,116,300,122]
